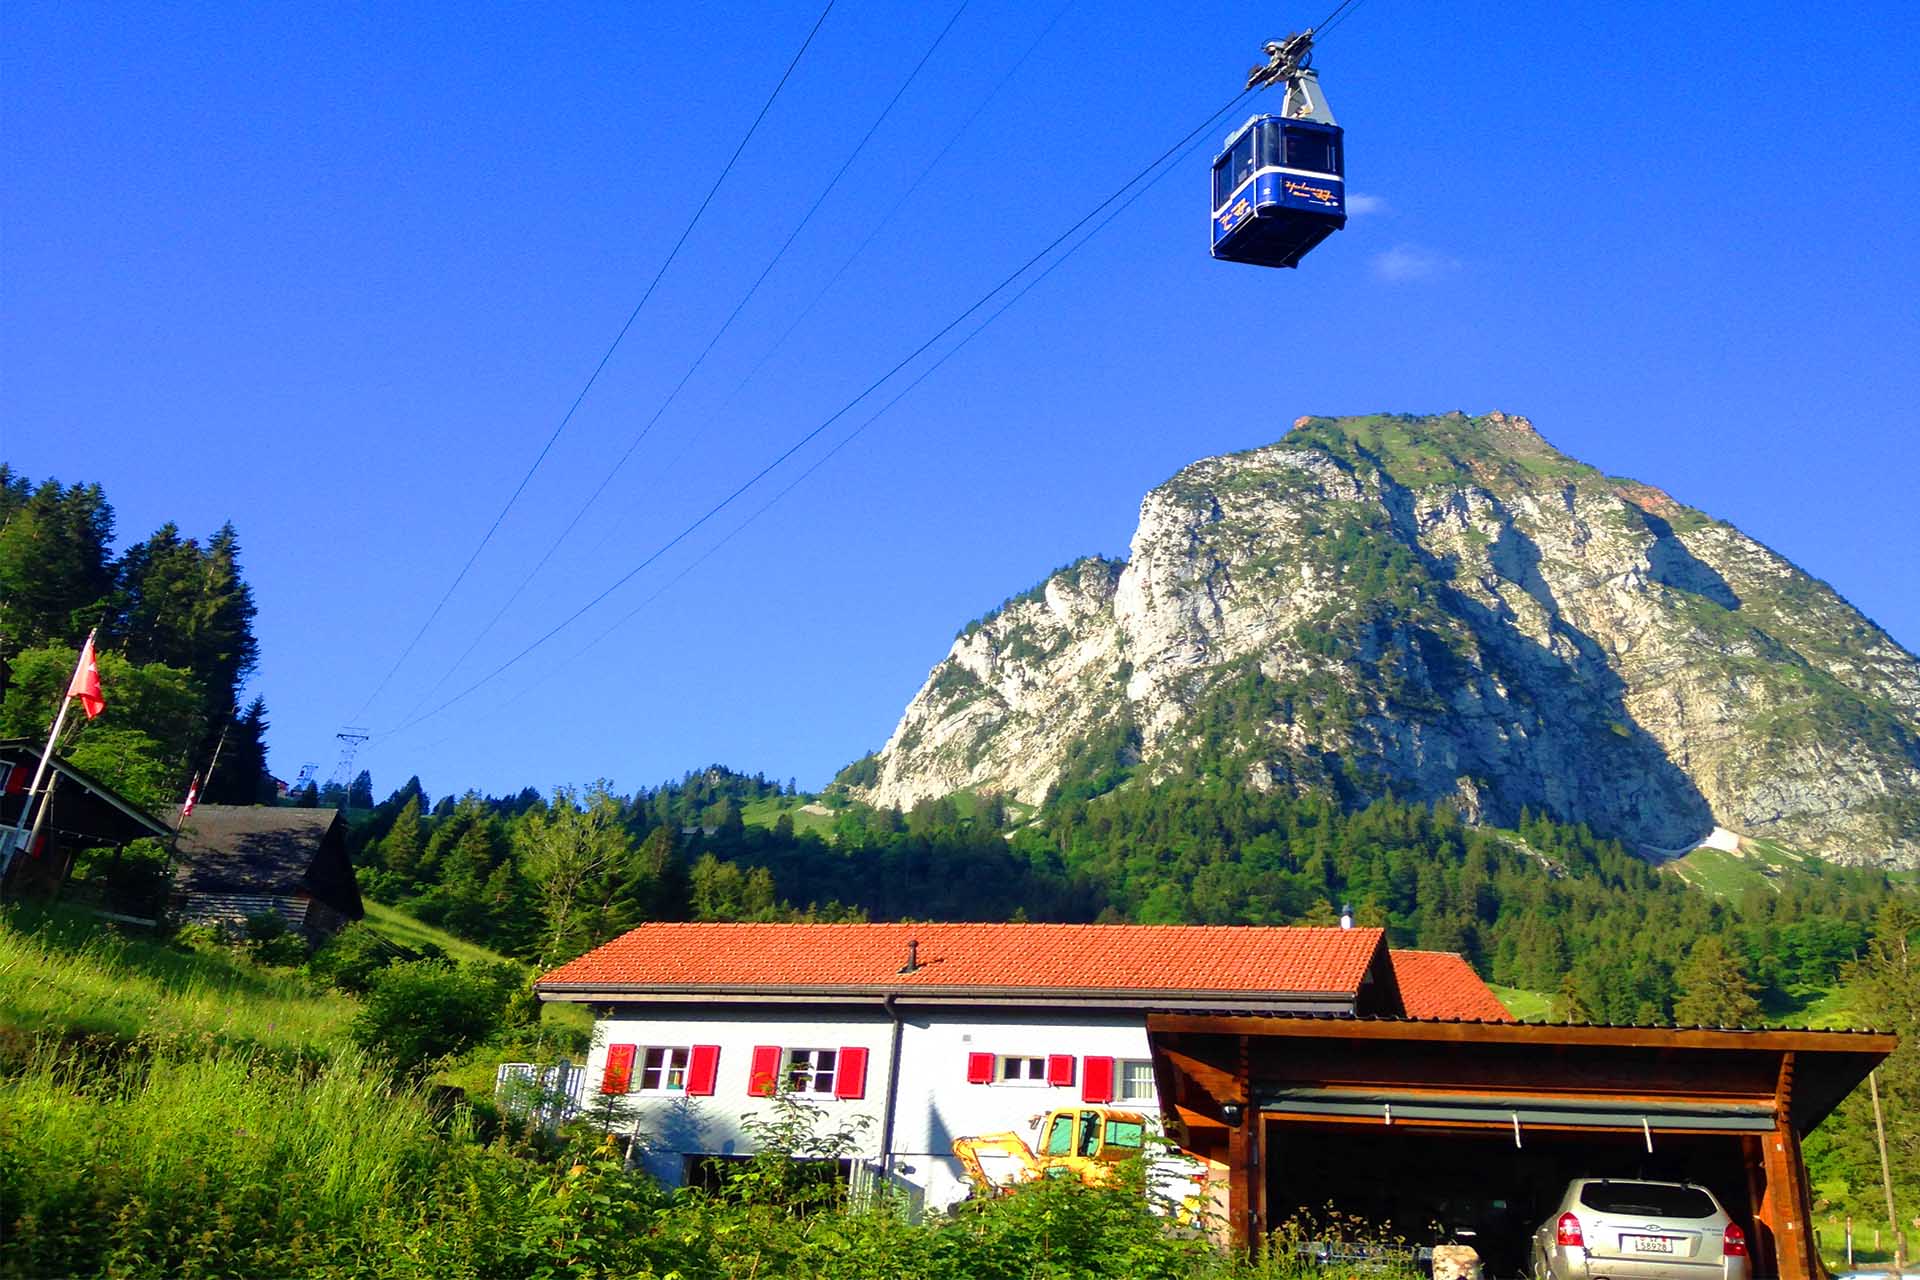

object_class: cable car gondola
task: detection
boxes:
[1211,31,1346,269]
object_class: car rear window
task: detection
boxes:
[1578,1183,1717,1219]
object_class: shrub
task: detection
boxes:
[308,922,398,993]
[351,959,503,1076]
[242,912,310,966]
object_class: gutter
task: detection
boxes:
[878,994,905,1178]
[534,981,1363,1011]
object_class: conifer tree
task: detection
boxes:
[1673,937,1761,1027]
[0,478,115,648]
[205,696,274,805]
[383,796,425,883]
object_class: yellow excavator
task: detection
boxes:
[953,1106,1161,1196]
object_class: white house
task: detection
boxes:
[534,921,1511,1213]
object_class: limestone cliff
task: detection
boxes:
[860,413,1920,867]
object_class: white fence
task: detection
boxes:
[848,1159,927,1219]
[495,1060,587,1128]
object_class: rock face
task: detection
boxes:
[861,414,1920,867]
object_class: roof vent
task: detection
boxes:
[1339,903,1354,930]
[899,938,920,974]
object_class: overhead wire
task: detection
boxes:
[395,1,973,724]
[470,91,1216,730]
[1311,0,1363,36]
[712,0,1078,416]
[573,0,1076,567]
[375,81,1258,743]
[348,0,837,724]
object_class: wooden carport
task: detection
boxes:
[1148,1014,1895,1278]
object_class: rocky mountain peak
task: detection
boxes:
[861,414,1920,867]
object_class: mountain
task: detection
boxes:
[859,413,1920,867]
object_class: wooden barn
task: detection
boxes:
[171,804,363,942]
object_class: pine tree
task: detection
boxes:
[348,770,374,810]
[1673,937,1761,1027]
[205,697,273,805]
[0,478,115,648]
[383,796,425,882]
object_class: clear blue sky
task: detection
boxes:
[6,1,1917,802]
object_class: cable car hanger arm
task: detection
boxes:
[1245,29,1336,124]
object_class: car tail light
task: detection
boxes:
[1723,1224,1747,1257]
[1557,1213,1585,1248]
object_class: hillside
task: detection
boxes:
[859,413,1920,867]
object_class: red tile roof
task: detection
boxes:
[1387,949,1515,1022]
[538,922,1389,1000]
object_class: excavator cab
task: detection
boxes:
[1039,1109,1147,1163]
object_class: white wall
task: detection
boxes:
[892,1010,1156,1212]
[576,1003,1167,1211]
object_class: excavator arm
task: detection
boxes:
[952,1131,1045,1197]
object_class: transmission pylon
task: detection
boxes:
[327,727,371,808]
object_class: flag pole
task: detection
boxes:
[177,722,228,833]
[1,628,94,881]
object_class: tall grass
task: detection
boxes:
[0,906,355,1059]
[0,1040,1359,1280]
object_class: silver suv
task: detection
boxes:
[1532,1179,1750,1280]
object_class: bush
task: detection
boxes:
[307,923,398,993]
[242,912,310,966]
[350,959,503,1076]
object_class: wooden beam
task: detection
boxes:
[1760,1119,1815,1280]
[1259,1112,1766,1136]
[1144,1013,1897,1057]
[1158,1045,1246,1105]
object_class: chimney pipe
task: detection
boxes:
[899,938,920,974]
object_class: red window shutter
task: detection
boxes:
[1082,1055,1115,1103]
[600,1044,637,1094]
[686,1045,720,1096]
[1047,1054,1076,1087]
[835,1046,869,1099]
[748,1044,782,1097]
[966,1051,995,1084]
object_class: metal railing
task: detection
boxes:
[495,1060,586,1129]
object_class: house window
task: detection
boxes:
[998,1055,1048,1084]
[785,1048,838,1095]
[639,1047,691,1092]
[1117,1059,1156,1101]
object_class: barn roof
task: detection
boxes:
[172,805,362,919]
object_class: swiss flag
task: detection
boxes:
[179,777,200,821]
[68,636,104,719]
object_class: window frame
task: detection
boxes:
[995,1054,1050,1086]
[1116,1058,1156,1102]
[1282,127,1341,177]
[636,1045,693,1094]
[784,1047,839,1096]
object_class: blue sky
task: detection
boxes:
[5,1,1918,801]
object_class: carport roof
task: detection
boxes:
[1145,1011,1897,1133]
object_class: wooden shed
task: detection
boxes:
[171,805,363,942]
[0,740,172,899]
[1148,1013,1895,1279]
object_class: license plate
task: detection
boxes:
[1631,1236,1675,1254]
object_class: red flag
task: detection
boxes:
[180,777,200,821]
[67,636,104,719]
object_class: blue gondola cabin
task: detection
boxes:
[1210,115,1346,269]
